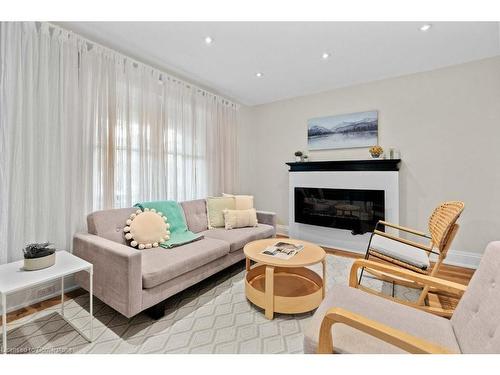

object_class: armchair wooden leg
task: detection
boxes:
[416,224,460,306]
[417,258,443,305]
[322,259,326,299]
[318,316,335,354]
[359,232,375,285]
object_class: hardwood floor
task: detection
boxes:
[2,244,475,326]
[3,289,87,325]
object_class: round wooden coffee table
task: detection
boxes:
[243,238,326,320]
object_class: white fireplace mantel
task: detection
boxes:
[287,160,400,253]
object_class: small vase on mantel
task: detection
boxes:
[294,151,304,162]
[369,145,383,159]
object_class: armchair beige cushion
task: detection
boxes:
[305,241,500,354]
[450,242,500,353]
[370,234,430,270]
[304,284,460,354]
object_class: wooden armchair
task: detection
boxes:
[304,241,500,354]
[359,201,465,316]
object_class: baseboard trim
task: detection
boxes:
[276,224,289,236]
[440,250,481,269]
[276,224,481,269]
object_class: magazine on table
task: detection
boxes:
[260,241,304,260]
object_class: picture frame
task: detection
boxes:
[307,110,378,150]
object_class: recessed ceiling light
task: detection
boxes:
[255,72,263,78]
[204,36,213,45]
[419,24,432,32]
[321,52,331,60]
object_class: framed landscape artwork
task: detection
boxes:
[307,110,378,150]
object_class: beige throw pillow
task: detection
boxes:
[207,196,236,229]
[223,208,258,230]
[123,209,170,250]
[222,193,254,210]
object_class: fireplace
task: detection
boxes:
[287,159,400,253]
[294,187,385,235]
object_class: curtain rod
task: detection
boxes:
[44,22,240,108]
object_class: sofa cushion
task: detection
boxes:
[87,207,137,245]
[223,208,258,230]
[303,284,460,354]
[125,210,170,249]
[141,237,230,289]
[201,224,275,253]
[222,193,254,210]
[206,196,236,229]
[180,199,208,233]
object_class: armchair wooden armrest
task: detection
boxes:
[377,220,432,239]
[373,229,435,253]
[318,307,451,354]
[349,259,467,296]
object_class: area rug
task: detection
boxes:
[4,255,420,354]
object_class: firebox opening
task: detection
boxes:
[294,187,385,235]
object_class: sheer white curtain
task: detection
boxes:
[0,22,239,263]
[83,48,238,208]
[0,23,91,264]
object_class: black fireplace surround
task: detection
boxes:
[294,187,385,235]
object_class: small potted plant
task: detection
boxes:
[369,145,384,159]
[294,151,304,162]
[303,154,309,162]
[23,242,56,271]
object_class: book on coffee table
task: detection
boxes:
[260,241,304,260]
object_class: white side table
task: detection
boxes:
[0,251,93,354]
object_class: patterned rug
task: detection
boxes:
[4,255,420,354]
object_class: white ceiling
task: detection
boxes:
[59,22,500,106]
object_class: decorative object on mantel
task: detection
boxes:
[369,145,384,158]
[294,150,304,162]
[23,242,56,271]
[307,110,378,151]
[388,148,401,159]
[303,155,309,162]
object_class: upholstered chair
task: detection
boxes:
[304,241,500,354]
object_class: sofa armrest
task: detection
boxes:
[73,233,142,318]
[256,211,277,231]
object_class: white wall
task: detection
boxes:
[238,56,500,263]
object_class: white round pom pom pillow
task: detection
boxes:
[123,208,171,250]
